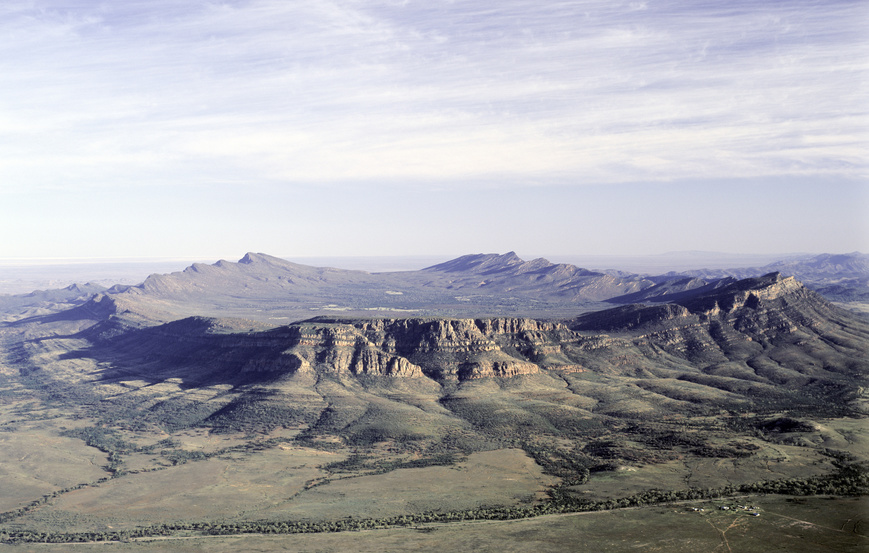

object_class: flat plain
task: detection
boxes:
[0,496,864,553]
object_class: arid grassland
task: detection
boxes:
[1,364,866,550]
[0,497,864,553]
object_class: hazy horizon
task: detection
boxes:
[0,249,856,296]
[1,1,867,259]
[0,248,829,264]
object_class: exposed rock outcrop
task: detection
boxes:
[9,270,868,441]
[49,273,869,404]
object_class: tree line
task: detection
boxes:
[3,458,865,544]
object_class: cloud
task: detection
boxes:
[0,0,869,192]
[0,0,866,193]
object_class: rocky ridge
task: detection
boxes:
[1,257,866,451]
[80,252,666,323]
[62,272,866,396]
[671,252,869,303]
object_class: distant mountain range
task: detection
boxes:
[672,252,868,279]
[2,251,865,326]
[665,252,869,302]
[29,251,663,324]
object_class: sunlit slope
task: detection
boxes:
[12,271,867,452]
[89,252,662,321]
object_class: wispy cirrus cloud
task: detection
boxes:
[0,1,867,259]
[1,0,865,192]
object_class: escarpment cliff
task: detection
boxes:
[677,273,808,315]
[209,317,600,382]
[571,272,869,380]
[275,323,427,378]
[73,268,869,392]
[58,271,868,392]
[53,271,865,393]
[64,312,627,389]
[6,270,868,439]
[338,317,603,379]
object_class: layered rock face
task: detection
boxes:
[60,272,869,396]
[274,323,427,378]
[246,318,589,381]
[9,270,868,441]
[571,272,867,378]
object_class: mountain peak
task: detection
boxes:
[239,252,277,265]
[423,252,529,273]
[674,271,809,315]
[236,252,306,271]
[725,271,793,292]
[501,251,522,263]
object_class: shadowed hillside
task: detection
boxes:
[10,271,867,441]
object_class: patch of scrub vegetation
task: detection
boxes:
[324,451,461,475]
[3,459,866,544]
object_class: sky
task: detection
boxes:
[1,0,867,261]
